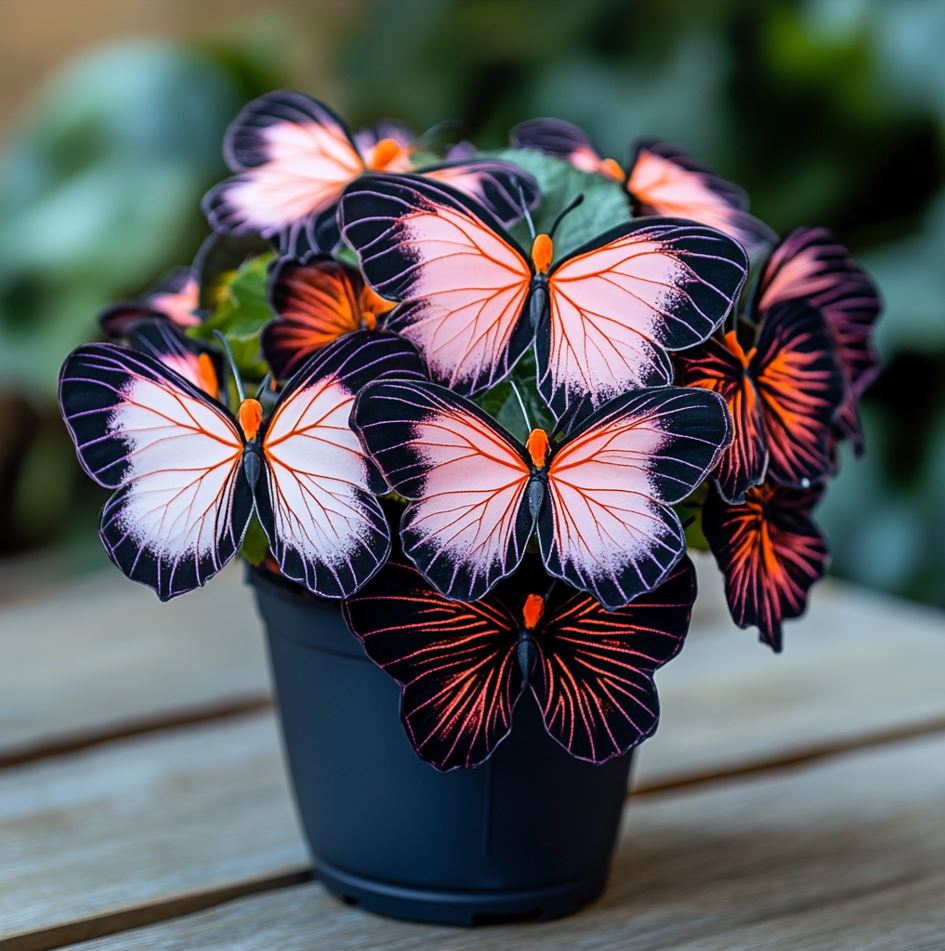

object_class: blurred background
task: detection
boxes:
[1,0,942,606]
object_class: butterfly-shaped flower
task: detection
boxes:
[703,482,828,652]
[678,298,845,503]
[344,556,696,770]
[511,118,774,252]
[98,267,200,336]
[60,332,424,600]
[202,91,540,256]
[262,255,396,380]
[352,377,731,608]
[751,227,882,455]
[340,174,748,415]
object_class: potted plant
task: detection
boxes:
[58,92,880,925]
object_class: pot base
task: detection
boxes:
[315,855,606,925]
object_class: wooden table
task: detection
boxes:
[2,556,944,950]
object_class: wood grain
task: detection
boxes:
[0,564,267,752]
[61,734,945,950]
[640,576,945,786]
[0,716,305,944]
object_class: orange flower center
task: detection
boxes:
[522,593,545,631]
[238,398,263,442]
[530,233,554,275]
[526,428,550,469]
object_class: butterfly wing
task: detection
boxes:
[202,91,364,256]
[124,318,223,400]
[418,158,540,227]
[533,556,696,762]
[538,218,748,418]
[752,301,845,488]
[626,141,774,252]
[343,559,522,770]
[677,333,768,502]
[59,345,252,600]
[262,256,391,379]
[99,267,200,335]
[353,379,534,602]
[754,227,881,453]
[540,386,731,609]
[257,331,424,598]
[339,174,533,395]
[703,484,828,652]
[510,118,618,178]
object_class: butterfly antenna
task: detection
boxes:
[213,330,246,404]
[518,184,536,240]
[509,379,532,432]
[255,373,273,399]
[549,193,585,239]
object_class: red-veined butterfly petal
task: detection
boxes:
[339,174,534,395]
[539,218,748,418]
[626,140,774,252]
[59,345,252,600]
[541,386,731,609]
[678,332,768,502]
[256,332,425,598]
[754,227,881,453]
[123,319,223,400]
[753,301,845,488]
[510,118,624,181]
[417,158,540,227]
[352,379,534,602]
[202,92,365,256]
[262,256,394,379]
[533,556,695,762]
[343,558,522,771]
[702,483,828,652]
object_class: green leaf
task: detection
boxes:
[473,350,553,443]
[193,252,274,382]
[490,148,631,257]
[239,515,270,566]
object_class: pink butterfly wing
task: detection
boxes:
[340,174,534,395]
[540,387,731,609]
[257,332,425,598]
[352,379,534,602]
[539,219,749,418]
[59,345,252,600]
[203,91,365,254]
[627,141,774,252]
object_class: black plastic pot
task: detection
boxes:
[249,566,633,925]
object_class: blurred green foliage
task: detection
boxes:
[2,0,943,606]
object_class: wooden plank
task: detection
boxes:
[4,552,945,789]
[57,733,945,950]
[639,575,945,786]
[0,716,305,945]
[0,564,267,752]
